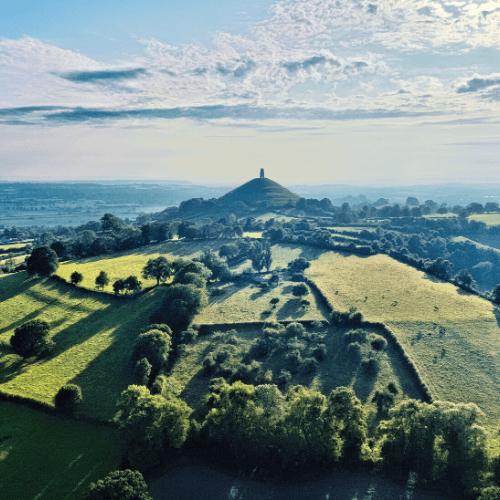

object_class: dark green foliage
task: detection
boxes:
[151,284,208,332]
[70,271,83,285]
[291,272,305,282]
[195,248,231,282]
[124,275,142,293]
[26,246,59,276]
[54,384,82,413]
[95,270,110,290]
[142,256,172,286]
[453,268,477,291]
[131,328,172,372]
[10,319,53,358]
[115,385,192,470]
[100,213,123,232]
[84,469,152,500]
[387,382,398,394]
[277,369,292,388]
[369,334,387,351]
[113,279,126,294]
[491,283,500,304]
[344,329,367,344]
[270,297,280,306]
[178,272,206,288]
[292,283,308,297]
[173,259,211,284]
[134,358,152,386]
[287,257,311,273]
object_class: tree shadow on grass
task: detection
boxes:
[0,271,39,302]
[276,299,306,320]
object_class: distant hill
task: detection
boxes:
[219,175,301,207]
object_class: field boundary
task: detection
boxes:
[305,276,434,403]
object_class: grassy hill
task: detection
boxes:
[0,272,161,420]
[219,177,301,207]
[306,250,500,423]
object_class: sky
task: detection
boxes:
[1,0,500,185]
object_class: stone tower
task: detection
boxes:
[260,168,265,178]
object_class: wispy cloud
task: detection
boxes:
[1,1,500,125]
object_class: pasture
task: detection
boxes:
[306,251,500,422]
[468,213,500,226]
[0,401,121,500]
[0,272,160,420]
[166,323,424,412]
[195,279,330,325]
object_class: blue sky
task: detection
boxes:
[1,0,500,184]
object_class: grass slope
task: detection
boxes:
[307,251,500,422]
[0,272,160,420]
[0,401,121,500]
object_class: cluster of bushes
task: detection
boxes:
[202,322,328,387]
[219,238,272,272]
[344,329,387,377]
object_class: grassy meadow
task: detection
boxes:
[195,279,330,325]
[0,272,161,420]
[306,251,500,422]
[468,213,500,226]
[0,401,121,500]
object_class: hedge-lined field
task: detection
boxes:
[0,272,160,420]
[468,213,500,226]
[0,401,121,500]
[307,251,500,422]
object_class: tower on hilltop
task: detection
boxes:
[260,168,265,178]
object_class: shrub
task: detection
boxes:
[300,299,310,307]
[270,297,280,306]
[285,322,306,338]
[10,319,53,359]
[70,271,83,285]
[387,382,398,394]
[344,329,367,345]
[310,344,327,361]
[369,334,387,351]
[84,469,152,500]
[287,257,311,273]
[54,384,82,413]
[291,272,305,282]
[95,271,110,290]
[299,357,319,375]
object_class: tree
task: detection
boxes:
[54,384,82,413]
[131,328,172,372]
[453,269,477,291]
[124,275,142,293]
[10,320,53,358]
[115,385,192,470]
[406,196,419,206]
[95,271,110,290]
[485,202,500,213]
[287,257,310,273]
[292,283,308,298]
[26,246,59,276]
[84,469,152,500]
[142,256,172,286]
[151,284,208,332]
[70,271,83,285]
[100,213,123,232]
[113,279,126,295]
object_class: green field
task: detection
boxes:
[0,401,121,500]
[468,213,500,226]
[0,272,161,420]
[306,250,500,422]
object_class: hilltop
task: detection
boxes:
[218,175,301,207]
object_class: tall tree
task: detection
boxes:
[142,256,172,286]
[26,246,59,276]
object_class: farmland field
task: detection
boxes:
[468,213,500,226]
[0,272,161,420]
[306,250,500,422]
[0,401,121,500]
